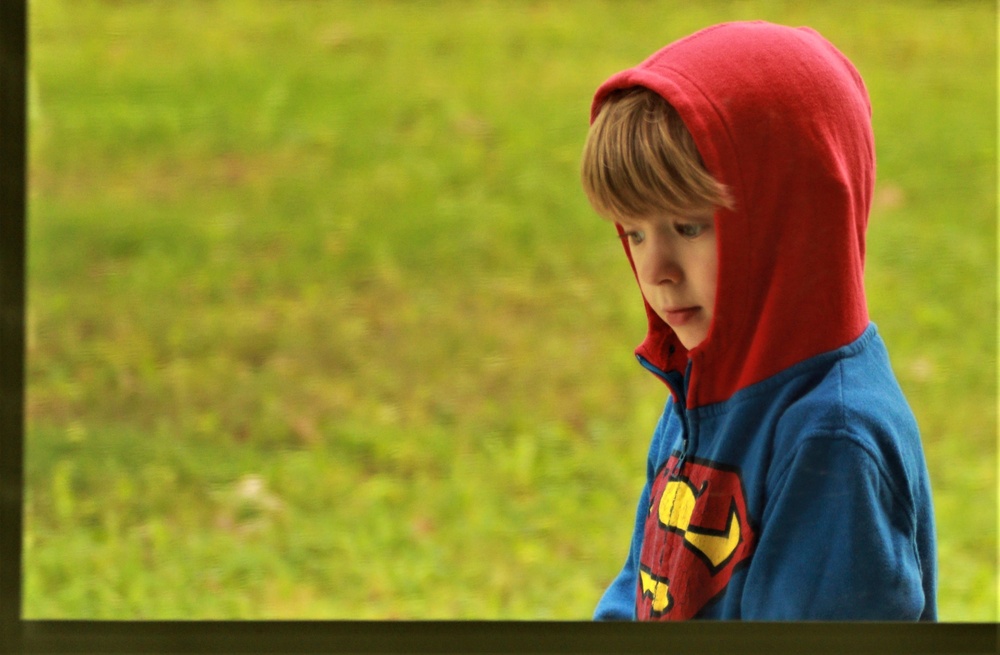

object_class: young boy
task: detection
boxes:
[581,21,937,620]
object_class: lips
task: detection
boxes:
[664,307,700,326]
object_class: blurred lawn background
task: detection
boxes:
[24,0,996,620]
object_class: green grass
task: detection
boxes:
[24,0,997,620]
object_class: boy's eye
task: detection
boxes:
[620,230,645,245]
[674,222,706,238]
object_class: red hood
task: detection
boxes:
[591,21,873,409]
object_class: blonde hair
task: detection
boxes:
[581,87,731,220]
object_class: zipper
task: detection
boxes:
[637,354,693,477]
[675,360,694,475]
[674,416,691,476]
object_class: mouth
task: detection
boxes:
[663,307,700,326]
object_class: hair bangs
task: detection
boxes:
[582,87,731,222]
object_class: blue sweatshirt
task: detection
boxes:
[593,325,937,620]
[588,22,937,621]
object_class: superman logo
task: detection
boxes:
[636,455,755,620]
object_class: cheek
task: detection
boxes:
[705,259,718,292]
[636,277,655,307]
[701,249,719,307]
[631,251,654,291]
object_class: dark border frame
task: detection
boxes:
[2,2,997,653]
[1,0,27,652]
[14,621,1000,654]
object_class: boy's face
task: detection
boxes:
[618,209,717,351]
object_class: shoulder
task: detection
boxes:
[774,327,918,457]
[770,328,926,505]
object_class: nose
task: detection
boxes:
[637,235,683,286]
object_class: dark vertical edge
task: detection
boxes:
[0,0,27,653]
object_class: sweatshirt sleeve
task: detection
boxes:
[741,432,929,620]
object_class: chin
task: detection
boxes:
[677,334,707,351]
